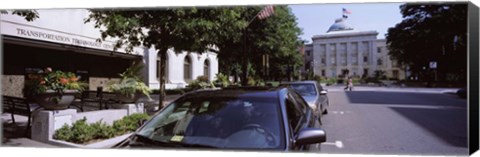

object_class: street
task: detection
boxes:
[318,86,468,155]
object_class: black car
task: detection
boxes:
[456,87,466,99]
[280,81,329,123]
[115,87,326,151]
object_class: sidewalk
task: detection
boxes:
[324,85,460,94]
[1,114,58,148]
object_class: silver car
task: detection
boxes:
[280,81,329,124]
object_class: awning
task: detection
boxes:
[1,35,143,60]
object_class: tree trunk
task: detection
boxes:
[241,62,248,86]
[158,48,168,110]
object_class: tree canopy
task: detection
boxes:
[215,6,303,83]
[1,10,39,21]
[386,3,467,82]
[86,7,246,107]
[86,6,304,106]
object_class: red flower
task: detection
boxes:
[70,76,79,82]
[59,78,69,85]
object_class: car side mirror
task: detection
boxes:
[295,128,327,145]
[320,90,328,95]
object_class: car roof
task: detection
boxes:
[280,80,318,85]
[182,86,287,99]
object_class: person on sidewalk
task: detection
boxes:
[344,78,353,91]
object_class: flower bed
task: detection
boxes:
[53,113,150,146]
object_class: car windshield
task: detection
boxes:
[286,84,317,96]
[136,96,284,149]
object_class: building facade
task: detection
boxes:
[304,18,405,79]
[1,9,218,97]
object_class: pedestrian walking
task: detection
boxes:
[344,78,353,91]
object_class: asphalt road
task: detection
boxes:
[317,86,468,155]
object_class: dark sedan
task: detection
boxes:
[280,81,329,123]
[115,87,326,151]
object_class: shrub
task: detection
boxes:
[213,73,230,87]
[107,63,152,100]
[53,113,150,144]
[90,120,115,139]
[112,113,150,135]
[188,76,215,89]
[54,124,74,142]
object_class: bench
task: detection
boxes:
[71,90,120,111]
[2,95,41,136]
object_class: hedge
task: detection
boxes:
[53,113,150,144]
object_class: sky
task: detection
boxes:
[289,2,405,44]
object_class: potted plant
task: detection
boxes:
[108,63,151,103]
[24,67,86,110]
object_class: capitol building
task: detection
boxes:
[303,18,405,80]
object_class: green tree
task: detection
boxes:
[386,3,467,83]
[214,6,303,84]
[1,10,39,21]
[86,8,245,108]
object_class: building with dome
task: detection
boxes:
[303,17,405,80]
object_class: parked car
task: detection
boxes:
[280,81,329,123]
[114,87,326,151]
[457,87,466,99]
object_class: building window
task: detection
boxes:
[352,42,358,53]
[321,70,325,76]
[363,56,368,63]
[321,58,325,64]
[330,44,336,52]
[184,56,192,82]
[363,69,369,77]
[331,57,335,64]
[204,59,210,79]
[377,58,383,65]
[306,50,311,56]
[377,47,382,53]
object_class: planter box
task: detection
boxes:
[49,133,132,148]
[34,90,78,110]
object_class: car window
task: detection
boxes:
[137,96,285,149]
[286,93,304,133]
[286,84,317,96]
[316,82,323,91]
[290,91,309,113]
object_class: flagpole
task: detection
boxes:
[242,6,274,86]
[246,8,263,28]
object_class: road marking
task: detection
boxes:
[353,103,465,110]
[322,140,344,148]
[329,111,351,114]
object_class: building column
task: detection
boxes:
[335,43,340,78]
[358,42,364,76]
[324,43,330,77]
[370,41,377,74]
